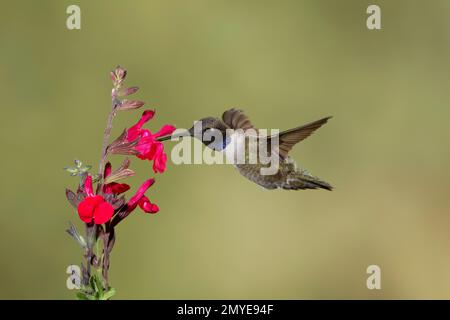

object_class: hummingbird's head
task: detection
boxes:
[158,116,229,151]
[188,117,230,150]
[188,116,225,135]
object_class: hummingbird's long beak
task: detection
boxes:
[157,129,190,142]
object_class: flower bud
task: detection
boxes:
[118,86,139,97]
[108,130,140,155]
[66,188,80,208]
[111,65,127,87]
[66,222,87,249]
[118,100,145,111]
[104,158,136,184]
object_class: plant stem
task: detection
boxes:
[90,93,119,290]
[84,223,96,283]
[98,97,119,180]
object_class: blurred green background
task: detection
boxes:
[1,0,449,299]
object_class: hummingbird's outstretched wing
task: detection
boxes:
[222,109,331,158]
[273,116,332,159]
[222,108,254,130]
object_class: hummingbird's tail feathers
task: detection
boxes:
[307,178,333,191]
[277,116,332,159]
[282,172,333,191]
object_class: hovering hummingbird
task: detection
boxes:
[159,109,332,191]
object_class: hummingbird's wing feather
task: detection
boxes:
[274,116,332,159]
[222,108,254,131]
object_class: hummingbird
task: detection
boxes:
[159,109,332,191]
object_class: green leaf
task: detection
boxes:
[79,165,92,173]
[91,273,104,297]
[66,222,87,249]
[64,160,93,177]
[64,167,78,175]
[101,288,116,300]
[86,293,99,300]
[76,292,89,300]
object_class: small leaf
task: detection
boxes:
[91,273,104,297]
[65,189,80,208]
[64,167,78,175]
[76,292,89,300]
[66,222,87,248]
[86,293,99,300]
[101,288,116,300]
[79,165,92,173]
[64,160,93,177]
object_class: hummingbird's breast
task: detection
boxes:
[222,131,286,189]
[224,131,251,164]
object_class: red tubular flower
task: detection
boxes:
[104,162,112,179]
[77,175,114,224]
[102,162,130,195]
[139,196,159,214]
[126,179,159,214]
[126,110,176,173]
[127,110,155,141]
[104,182,130,195]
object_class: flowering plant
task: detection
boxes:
[65,66,175,300]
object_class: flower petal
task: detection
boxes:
[126,110,155,141]
[77,201,94,223]
[104,162,112,179]
[127,179,155,212]
[152,144,167,173]
[135,131,155,158]
[84,175,94,197]
[153,124,177,139]
[77,196,103,223]
[104,182,130,195]
[139,196,159,214]
[93,201,115,225]
[138,110,155,126]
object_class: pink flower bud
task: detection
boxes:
[118,100,145,111]
[111,66,127,86]
[119,86,139,97]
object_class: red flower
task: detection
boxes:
[102,162,130,195]
[127,179,159,214]
[77,175,114,224]
[126,110,176,173]
[104,182,130,194]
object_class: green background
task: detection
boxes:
[1,0,449,299]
